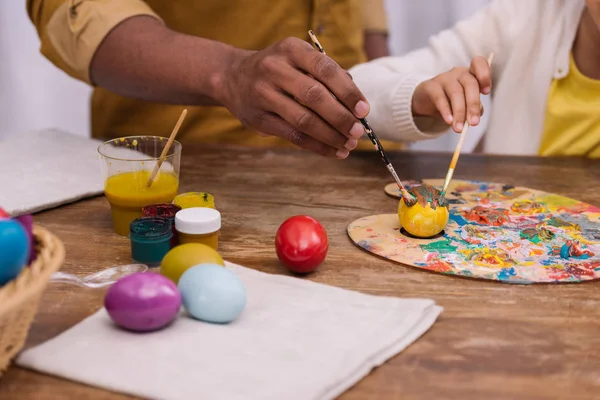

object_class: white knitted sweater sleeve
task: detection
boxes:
[349,0,531,142]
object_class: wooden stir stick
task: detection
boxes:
[147,109,187,187]
[307,30,414,201]
[440,53,495,199]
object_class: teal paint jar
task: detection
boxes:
[129,217,173,267]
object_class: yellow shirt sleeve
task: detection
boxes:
[362,0,388,33]
[27,0,162,84]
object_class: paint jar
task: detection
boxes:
[173,192,215,209]
[98,136,181,237]
[129,217,173,266]
[142,203,182,247]
[174,208,221,250]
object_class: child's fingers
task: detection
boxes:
[469,56,492,94]
[458,73,482,126]
[444,80,467,133]
[426,82,453,125]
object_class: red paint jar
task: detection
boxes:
[142,203,182,248]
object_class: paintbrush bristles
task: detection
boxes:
[147,109,187,187]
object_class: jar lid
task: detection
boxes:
[175,207,221,234]
[130,217,172,240]
[142,203,181,218]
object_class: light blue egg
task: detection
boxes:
[0,219,29,286]
[178,263,247,323]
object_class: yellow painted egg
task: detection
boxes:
[160,243,225,284]
[397,185,449,238]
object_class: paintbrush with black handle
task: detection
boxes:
[308,30,414,201]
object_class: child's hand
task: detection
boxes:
[411,56,492,133]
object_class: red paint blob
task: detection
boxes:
[275,215,328,274]
[142,203,181,218]
[462,205,509,226]
[142,203,181,247]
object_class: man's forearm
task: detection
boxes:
[90,16,250,106]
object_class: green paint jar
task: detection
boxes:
[129,217,173,266]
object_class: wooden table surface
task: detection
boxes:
[1,145,600,399]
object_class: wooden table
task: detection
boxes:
[2,145,600,399]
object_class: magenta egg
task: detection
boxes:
[104,272,182,332]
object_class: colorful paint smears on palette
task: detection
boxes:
[350,179,600,283]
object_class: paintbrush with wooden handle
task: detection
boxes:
[147,109,187,187]
[439,53,495,200]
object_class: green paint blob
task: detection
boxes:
[520,229,541,244]
[403,185,448,209]
[546,217,580,231]
[520,227,555,244]
[420,238,457,253]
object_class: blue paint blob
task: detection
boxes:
[449,213,468,227]
[540,259,556,266]
[498,267,517,280]
[559,244,571,259]
[357,240,374,252]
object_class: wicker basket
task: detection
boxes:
[0,225,65,376]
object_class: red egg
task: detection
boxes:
[0,207,9,219]
[275,215,328,274]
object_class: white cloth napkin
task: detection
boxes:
[17,262,442,400]
[0,129,103,215]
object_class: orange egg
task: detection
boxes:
[397,185,449,238]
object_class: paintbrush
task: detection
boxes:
[308,30,414,201]
[147,108,187,187]
[439,53,495,199]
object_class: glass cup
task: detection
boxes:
[98,136,182,236]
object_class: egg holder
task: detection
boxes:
[0,225,65,377]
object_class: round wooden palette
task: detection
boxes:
[348,179,600,284]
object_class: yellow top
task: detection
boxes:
[27,0,398,150]
[539,53,600,158]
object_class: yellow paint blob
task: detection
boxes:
[173,192,215,209]
[160,243,224,284]
[398,199,449,238]
[104,170,179,236]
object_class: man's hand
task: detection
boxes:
[216,38,369,158]
[91,19,369,157]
